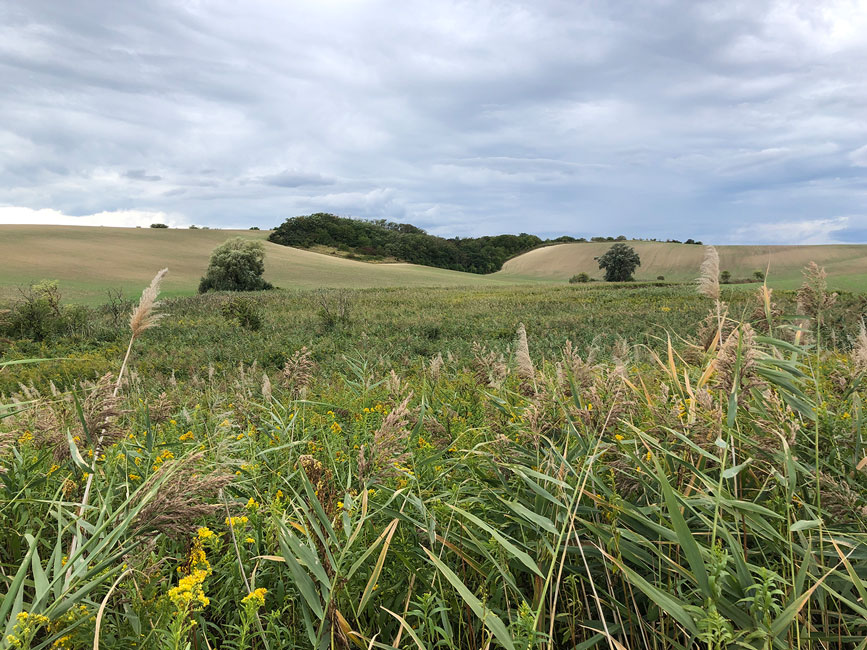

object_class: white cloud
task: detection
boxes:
[0,206,188,228]
[731,216,850,245]
[0,0,866,241]
[850,144,867,167]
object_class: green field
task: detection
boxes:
[2,278,867,648]
[498,240,867,291]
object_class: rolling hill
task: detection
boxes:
[497,241,867,291]
[2,227,865,303]
[0,225,506,303]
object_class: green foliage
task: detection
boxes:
[220,297,263,331]
[595,242,641,281]
[569,272,591,283]
[0,280,106,342]
[721,270,732,283]
[150,223,168,228]
[754,270,766,281]
[198,238,273,293]
[268,213,545,274]
[2,284,867,648]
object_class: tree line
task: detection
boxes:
[268,213,555,274]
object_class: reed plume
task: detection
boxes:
[116,268,168,396]
[797,261,837,325]
[133,453,234,538]
[697,245,720,301]
[853,320,867,374]
[358,392,413,482]
[281,346,315,397]
[68,268,167,580]
[515,323,535,383]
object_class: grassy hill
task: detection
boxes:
[0,225,507,303]
[3,227,866,303]
[497,241,867,291]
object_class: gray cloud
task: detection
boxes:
[124,169,162,181]
[1,0,866,242]
[259,170,335,188]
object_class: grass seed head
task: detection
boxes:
[797,261,837,324]
[129,268,168,338]
[133,453,233,538]
[697,245,720,301]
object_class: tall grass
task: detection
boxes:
[1,277,866,648]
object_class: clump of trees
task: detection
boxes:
[569,272,591,283]
[199,238,273,293]
[268,214,545,274]
[595,243,641,281]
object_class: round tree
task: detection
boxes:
[198,238,273,293]
[595,243,640,282]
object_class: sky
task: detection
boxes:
[1,0,867,244]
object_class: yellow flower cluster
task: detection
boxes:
[245,497,260,511]
[6,611,50,648]
[197,526,215,540]
[17,430,33,444]
[169,539,211,612]
[330,421,342,434]
[179,431,194,441]
[225,515,249,527]
[241,587,267,608]
[168,570,210,611]
[152,449,175,471]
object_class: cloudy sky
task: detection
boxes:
[2,0,867,243]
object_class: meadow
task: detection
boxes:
[2,266,867,649]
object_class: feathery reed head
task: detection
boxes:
[697,246,720,300]
[281,346,315,396]
[515,323,535,383]
[133,452,233,538]
[129,268,168,338]
[797,261,837,323]
[853,320,867,375]
[358,392,413,482]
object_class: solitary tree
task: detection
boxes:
[595,243,640,281]
[199,238,273,293]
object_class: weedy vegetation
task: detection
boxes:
[1,262,867,649]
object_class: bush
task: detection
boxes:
[1,280,101,342]
[753,270,765,281]
[656,275,665,281]
[595,243,641,282]
[199,238,273,293]
[720,270,732,284]
[220,297,263,331]
[315,290,353,332]
[150,223,168,228]
[569,273,591,284]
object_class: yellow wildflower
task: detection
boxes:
[241,587,267,608]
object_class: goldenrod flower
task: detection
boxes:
[241,587,267,608]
